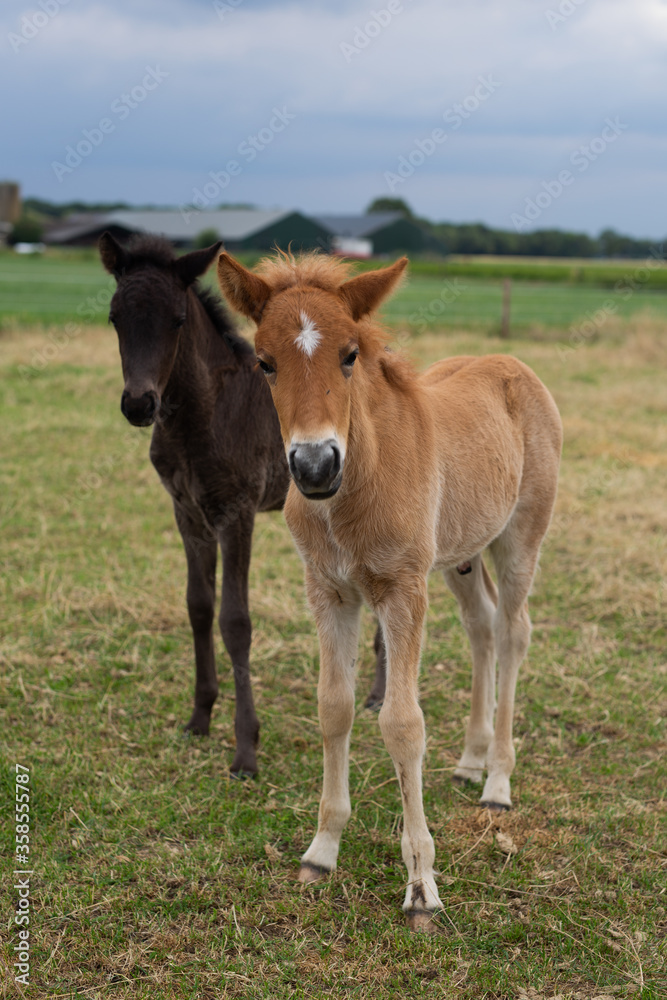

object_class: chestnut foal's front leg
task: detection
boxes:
[377,581,443,930]
[299,572,362,882]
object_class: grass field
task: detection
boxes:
[3,248,667,336]
[1,293,666,997]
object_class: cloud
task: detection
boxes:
[2,0,666,236]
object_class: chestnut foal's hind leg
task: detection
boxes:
[219,512,260,777]
[364,623,387,710]
[482,515,545,809]
[175,505,219,737]
[445,556,498,788]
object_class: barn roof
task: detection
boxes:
[313,213,405,238]
[45,208,309,245]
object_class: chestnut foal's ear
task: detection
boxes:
[98,231,129,278]
[338,256,408,321]
[173,241,223,287]
[217,252,272,323]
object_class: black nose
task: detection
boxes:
[289,440,342,498]
[121,390,159,426]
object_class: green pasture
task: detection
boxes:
[0,308,665,997]
[2,248,667,335]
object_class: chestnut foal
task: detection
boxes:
[217,250,562,928]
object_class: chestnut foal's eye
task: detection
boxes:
[342,349,359,369]
[257,358,276,375]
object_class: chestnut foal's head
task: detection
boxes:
[217,251,407,499]
[99,232,221,427]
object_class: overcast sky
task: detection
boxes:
[2,0,666,237]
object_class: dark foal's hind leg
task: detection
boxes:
[219,512,260,777]
[175,506,219,736]
[365,623,387,710]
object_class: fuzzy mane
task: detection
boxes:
[255,249,356,294]
[124,235,251,358]
[125,233,177,268]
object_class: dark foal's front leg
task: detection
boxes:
[219,513,259,777]
[365,623,387,710]
[174,505,219,736]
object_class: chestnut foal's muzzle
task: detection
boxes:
[289,440,342,499]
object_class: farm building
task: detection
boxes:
[314,212,427,255]
[44,208,331,251]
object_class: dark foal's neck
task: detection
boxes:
[160,285,249,427]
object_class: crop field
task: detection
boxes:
[0,258,666,998]
[2,248,667,336]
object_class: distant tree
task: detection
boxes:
[9,214,43,244]
[215,203,257,210]
[365,197,414,218]
[194,228,221,249]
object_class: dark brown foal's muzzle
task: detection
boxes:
[120,389,160,427]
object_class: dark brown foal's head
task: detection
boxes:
[99,232,222,426]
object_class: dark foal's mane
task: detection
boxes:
[123,234,252,359]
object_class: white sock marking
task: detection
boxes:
[295,312,321,357]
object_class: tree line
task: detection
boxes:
[7,196,663,260]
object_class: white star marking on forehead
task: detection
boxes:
[295,312,321,357]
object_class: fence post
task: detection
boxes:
[500,278,511,339]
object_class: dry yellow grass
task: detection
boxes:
[0,312,665,998]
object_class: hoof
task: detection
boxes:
[298,862,330,885]
[229,767,257,781]
[364,693,384,712]
[452,770,483,787]
[183,712,211,737]
[183,722,210,738]
[405,909,438,934]
[480,800,511,812]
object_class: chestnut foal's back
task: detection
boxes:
[217,250,562,929]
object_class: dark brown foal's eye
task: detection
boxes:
[257,358,275,375]
[174,315,186,329]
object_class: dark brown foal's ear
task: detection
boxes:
[338,256,408,321]
[98,231,129,278]
[173,241,223,288]
[217,252,272,323]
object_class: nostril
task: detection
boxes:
[121,389,160,425]
[329,444,341,478]
[289,440,342,492]
[143,391,157,416]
